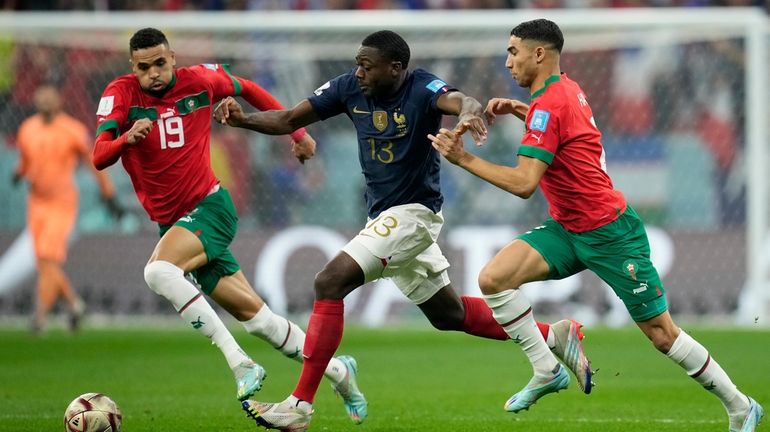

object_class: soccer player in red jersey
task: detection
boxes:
[429,19,763,430]
[92,28,366,413]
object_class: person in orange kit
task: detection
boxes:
[13,83,122,333]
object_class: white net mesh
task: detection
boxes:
[0,10,766,325]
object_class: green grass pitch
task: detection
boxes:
[0,324,767,431]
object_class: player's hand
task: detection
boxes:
[485,98,529,124]
[214,96,245,127]
[125,118,153,144]
[291,133,316,165]
[428,127,471,166]
[455,113,487,146]
[101,195,125,220]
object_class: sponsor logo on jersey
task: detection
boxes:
[529,109,550,132]
[352,106,370,114]
[96,96,114,116]
[314,81,331,96]
[373,111,388,131]
[426,79,448,93]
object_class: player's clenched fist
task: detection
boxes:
[214,96,245,127]
[126,118,153,144]
[291,133,316,165]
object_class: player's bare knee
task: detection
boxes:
[313,268,343,299]
[478,268,517,295]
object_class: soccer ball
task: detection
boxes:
[63,393,122,432]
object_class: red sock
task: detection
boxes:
[461,296,509,340]
[462,296,551,342]
[292,299,344,403]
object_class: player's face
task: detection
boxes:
[33,85,62,116]
[354,46,400,97]
[130,44,176,93]
[505,36,538,89]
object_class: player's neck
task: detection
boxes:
[381,72,408,100]
[40,111,58,124]
[529,67,561,96]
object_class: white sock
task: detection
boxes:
[287,394,313,412]
[144,260,250,369]
[666,329,750,427]
[243,304,304,359]
[546,327,555,349]
[484,289,559,376]
[241,304,347,384]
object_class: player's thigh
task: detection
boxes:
[29,200,76,263]
[209,269,263,321]
[576,206,667,322]
[153,187,239,272]
[480,220,583,294]
[342,203,444,283]
[192,248,241,296]
[388,243,451,305]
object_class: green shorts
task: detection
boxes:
[158,186,241,295]
[518,205,667,322]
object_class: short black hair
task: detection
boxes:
[129,28,169,52]
[361,30,410,69]
[511,19,564,53]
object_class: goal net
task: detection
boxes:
[0,9,766,327]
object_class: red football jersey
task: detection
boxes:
[94,64,240,225]
[519,73,626,233]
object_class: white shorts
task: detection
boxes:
[342,203,450,305]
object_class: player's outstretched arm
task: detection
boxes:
[485,98,529,124]
[437,91,487,146]
[215,97,320,136]
[429,127,547,199]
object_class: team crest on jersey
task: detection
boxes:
[529,109,550,132]
[393,110,408,137]
[373,111,388,131]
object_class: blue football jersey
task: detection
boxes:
[308,68,455,218]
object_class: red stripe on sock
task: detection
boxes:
[277,318,292,350]
[690,354,711,378]
[500,307,532,328]
[178,293,202,313]
[293,299,344,403]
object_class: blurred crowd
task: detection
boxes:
[0,0,767,11]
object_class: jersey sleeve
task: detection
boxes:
[307,72,349,120]
[412,69,457,112]
[95,80,129,139]
[93,80,130,170]
[188,63,244,102]
[517,98,563,165]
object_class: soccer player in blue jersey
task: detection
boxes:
[215,30,592,431]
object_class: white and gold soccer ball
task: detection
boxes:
[63,393,123,432]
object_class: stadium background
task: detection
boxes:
[0,2,768,330]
